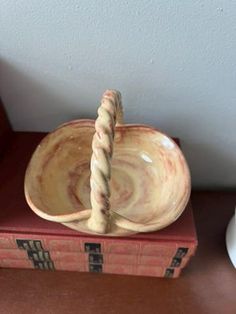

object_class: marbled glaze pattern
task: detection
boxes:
[25,119,191,236]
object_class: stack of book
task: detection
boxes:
[0,99,198,278]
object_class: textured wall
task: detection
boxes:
[0,1,235,188]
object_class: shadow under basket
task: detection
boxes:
[24,90,191,236]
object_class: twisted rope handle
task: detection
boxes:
[87,90,123,233]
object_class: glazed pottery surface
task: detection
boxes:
[25,90,190,236]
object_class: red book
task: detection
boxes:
[0,131,197,257]
[0,248,189,268]
[0,258,181,278]
[0,231,195,257]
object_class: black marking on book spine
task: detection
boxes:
[27,250,51,262]
[170,257,182,267]
[84,243,101,253]
[16,239,43,251]
[165,268,175,278]
[89,264,103,273]
[175,247,188,258]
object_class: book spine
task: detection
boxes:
[0,232,197,258]
[0,248,189,268]
[0,258,181,278]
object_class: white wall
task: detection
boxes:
[0,1,235,188]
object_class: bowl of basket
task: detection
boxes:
[24,90,191,236]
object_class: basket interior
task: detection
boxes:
[25,120,190,226]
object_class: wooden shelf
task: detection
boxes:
[0,191,235,314]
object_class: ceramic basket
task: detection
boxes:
[24,90,191,236]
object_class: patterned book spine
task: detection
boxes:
[0,258,181,278]
[0,248,189,268]
[0,236,193,278]
[0,233,197,258]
